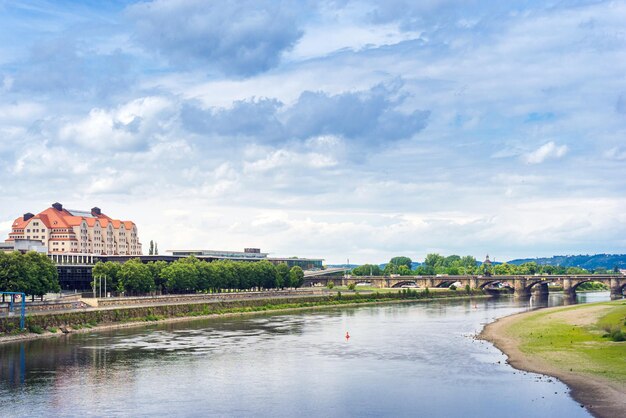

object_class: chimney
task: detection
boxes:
[23,213,34,221]
[91,207,101,216]
[52,202,63,211]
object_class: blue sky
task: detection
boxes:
[1,0,625,264]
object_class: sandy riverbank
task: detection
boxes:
[480,303,626,418]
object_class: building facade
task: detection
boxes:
[5,202,142,256]
[168,248,324,269]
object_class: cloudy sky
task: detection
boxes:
[1,0,625,264]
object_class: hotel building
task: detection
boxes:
[5,202,142,256]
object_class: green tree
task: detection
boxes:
[118,258,154,294]
[351,264,381,276]
[397,265,412,275]
[0,252,28,294]
[92,261,121,293]
[414,265,435,275]
[275,263,291,288]
[23,251,60,299]
[149,240,154,255]
[389,256,412,270]
[424,253,445,268]
[383,263,397,276]
[162,259,199,293]
[254,260,277,290]
[154,242,158,255]
[289,266,304,288]
[460,256,477,274]
[147,260,168,291]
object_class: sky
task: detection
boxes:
[1,0,625,264]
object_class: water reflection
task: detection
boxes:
[0,292,613,417]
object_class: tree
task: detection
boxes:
[149,240,154,256]
[254,260,277,290]
[23,251,60,299]
[92,261,121,293]
[147,260,168,291]
[389,256,412,270]
[0,252,59,299]
[351,264,381,276]
[276,263,291,288]
[154,242,158,255]
[397,265,412,275]
[161,258,199,293]
[289,266,304,288]
[118,258,154,294]
[424,253,445,268]
[460,256,477,274]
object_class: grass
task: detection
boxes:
[506,301,626,382]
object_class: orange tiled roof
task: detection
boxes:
[9,205,135,235]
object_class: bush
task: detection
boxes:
[603,326,626,342]
[28,325,44,334]
[48,327,58,333]
[347,283,356,291]
[449,285,457,291]
[327,281,335,289]
[465,284,471,294]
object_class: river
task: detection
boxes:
[0,292,612,417]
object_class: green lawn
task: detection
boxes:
[507,301,626,382]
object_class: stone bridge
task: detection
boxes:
[304,273,626,298]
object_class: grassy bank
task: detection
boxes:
[482,300,626,418]
[506,301,626,381]
[1,288,486,339]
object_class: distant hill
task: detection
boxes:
[507,254,626,270]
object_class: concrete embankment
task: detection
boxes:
[480,301,626,418]
[0,289,488,344]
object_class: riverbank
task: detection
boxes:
[0,289,489,345]
[481,300,626,418]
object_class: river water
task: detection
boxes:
[0,292,612,417]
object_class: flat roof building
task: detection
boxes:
[168,248,324,269]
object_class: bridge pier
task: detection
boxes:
[513,279,530,298]
[609,278,624,299]
[532,283,549,296]
[562,278,576,297]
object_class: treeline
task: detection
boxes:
[92,257,305,295]
[0,251,60,300]
[352,254,602,276]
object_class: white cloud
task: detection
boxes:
[58,96,174,151]
[605,146,626,161]
[523,141,568,164]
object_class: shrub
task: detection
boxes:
[48,327,58,333]
[327,281,335,289]
[347,283,356,291]
[449,285,457,291]
[28,325,44,334]
[465,284,471,294]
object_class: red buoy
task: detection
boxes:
[345,331,350,340]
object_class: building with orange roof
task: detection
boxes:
[5,202,142,256]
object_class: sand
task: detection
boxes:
[480,305,626,418]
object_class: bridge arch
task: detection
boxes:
[354,280,372,287]
[569,278,595,293]
[391,280,418,288]
[433,280,457,288]
[478,280,505,289]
